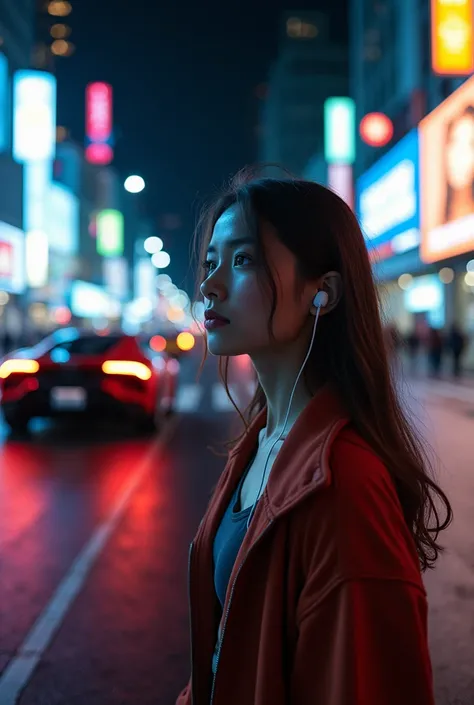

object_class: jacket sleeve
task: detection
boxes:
[175,679,191,705]
[291,577,435,705]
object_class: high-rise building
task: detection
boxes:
[33,0,74,70]
[0,0,36,71]
[350,0,474,368]
[260,11,348,177]
[349,0,465,178]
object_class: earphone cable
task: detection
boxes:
[246,303,322,531]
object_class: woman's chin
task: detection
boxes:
[206,334,248,357]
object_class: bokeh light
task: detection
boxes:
[124,175,145,193]
[176,332,195,351]
[398,273,413,290]
[144,236,163,254]
[48,1,72,17]
[152,251,171,269]
[51,39,74,56]
[150,335,167,352]
[50,23,71,39]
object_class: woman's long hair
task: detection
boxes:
[194,171,452,572]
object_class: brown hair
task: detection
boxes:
[194,170,452,572]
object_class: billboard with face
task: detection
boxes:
[420,75,474,263]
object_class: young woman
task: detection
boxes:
[176,175,452,705]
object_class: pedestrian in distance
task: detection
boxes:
[447,323,467,379]
[176,172,453,705]
[426,327,444,378]
[406,328,421,375]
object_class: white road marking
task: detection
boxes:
[175,383,204,412]
[0,414,181,705]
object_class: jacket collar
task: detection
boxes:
[231,384,349,517]
[195,385,349,553]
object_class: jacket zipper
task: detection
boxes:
[188,541,195,705]
[209,521,274,705]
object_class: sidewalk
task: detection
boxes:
[407,376,474,406]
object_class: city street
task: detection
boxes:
[0,352,473,705]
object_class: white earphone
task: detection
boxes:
[245,289,328,530]
[312,290,328,310]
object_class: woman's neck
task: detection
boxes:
[449,187,472,220]
[251,344,321,440]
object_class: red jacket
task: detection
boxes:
[176,387,435,705]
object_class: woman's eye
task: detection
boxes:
[234,253,252,266]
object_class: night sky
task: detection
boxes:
[56,0,347,289]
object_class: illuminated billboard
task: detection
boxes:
[47,182,79,253]
[357,129,420,261]
[13,70,56,163]
[0,222,25,293]
[420,75,474,263]
[0,53,8,153]
[324,97,355,164]
[70,281,118,318]
[85,82,113,165]
[431,0,474,75]
[96,209,124,257]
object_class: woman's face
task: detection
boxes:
[446,114,474,190]
[200,205,315,357]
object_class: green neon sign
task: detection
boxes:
[324,97,356,165]
[97,209,124,257]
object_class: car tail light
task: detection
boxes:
[0,359,40,379]
[101,360,152,381]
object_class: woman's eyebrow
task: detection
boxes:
[207,237,255,254]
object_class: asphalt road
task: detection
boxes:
[0,352,473,705]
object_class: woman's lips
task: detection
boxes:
[204,318,230,330]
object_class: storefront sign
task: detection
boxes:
[404,273,445,328]
[0,222,25,293]
[420,74,474,263]
[357,129,420,259]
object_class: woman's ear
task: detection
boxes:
[310,271,342,315]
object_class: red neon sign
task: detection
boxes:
[85,143,114,166]
[360,112,394,147]
[86,82,113,142]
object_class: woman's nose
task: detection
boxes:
[200,270,227,302]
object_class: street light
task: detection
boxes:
[151,251,170,269]
[124,175,145,193]
[144,236,163,254]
